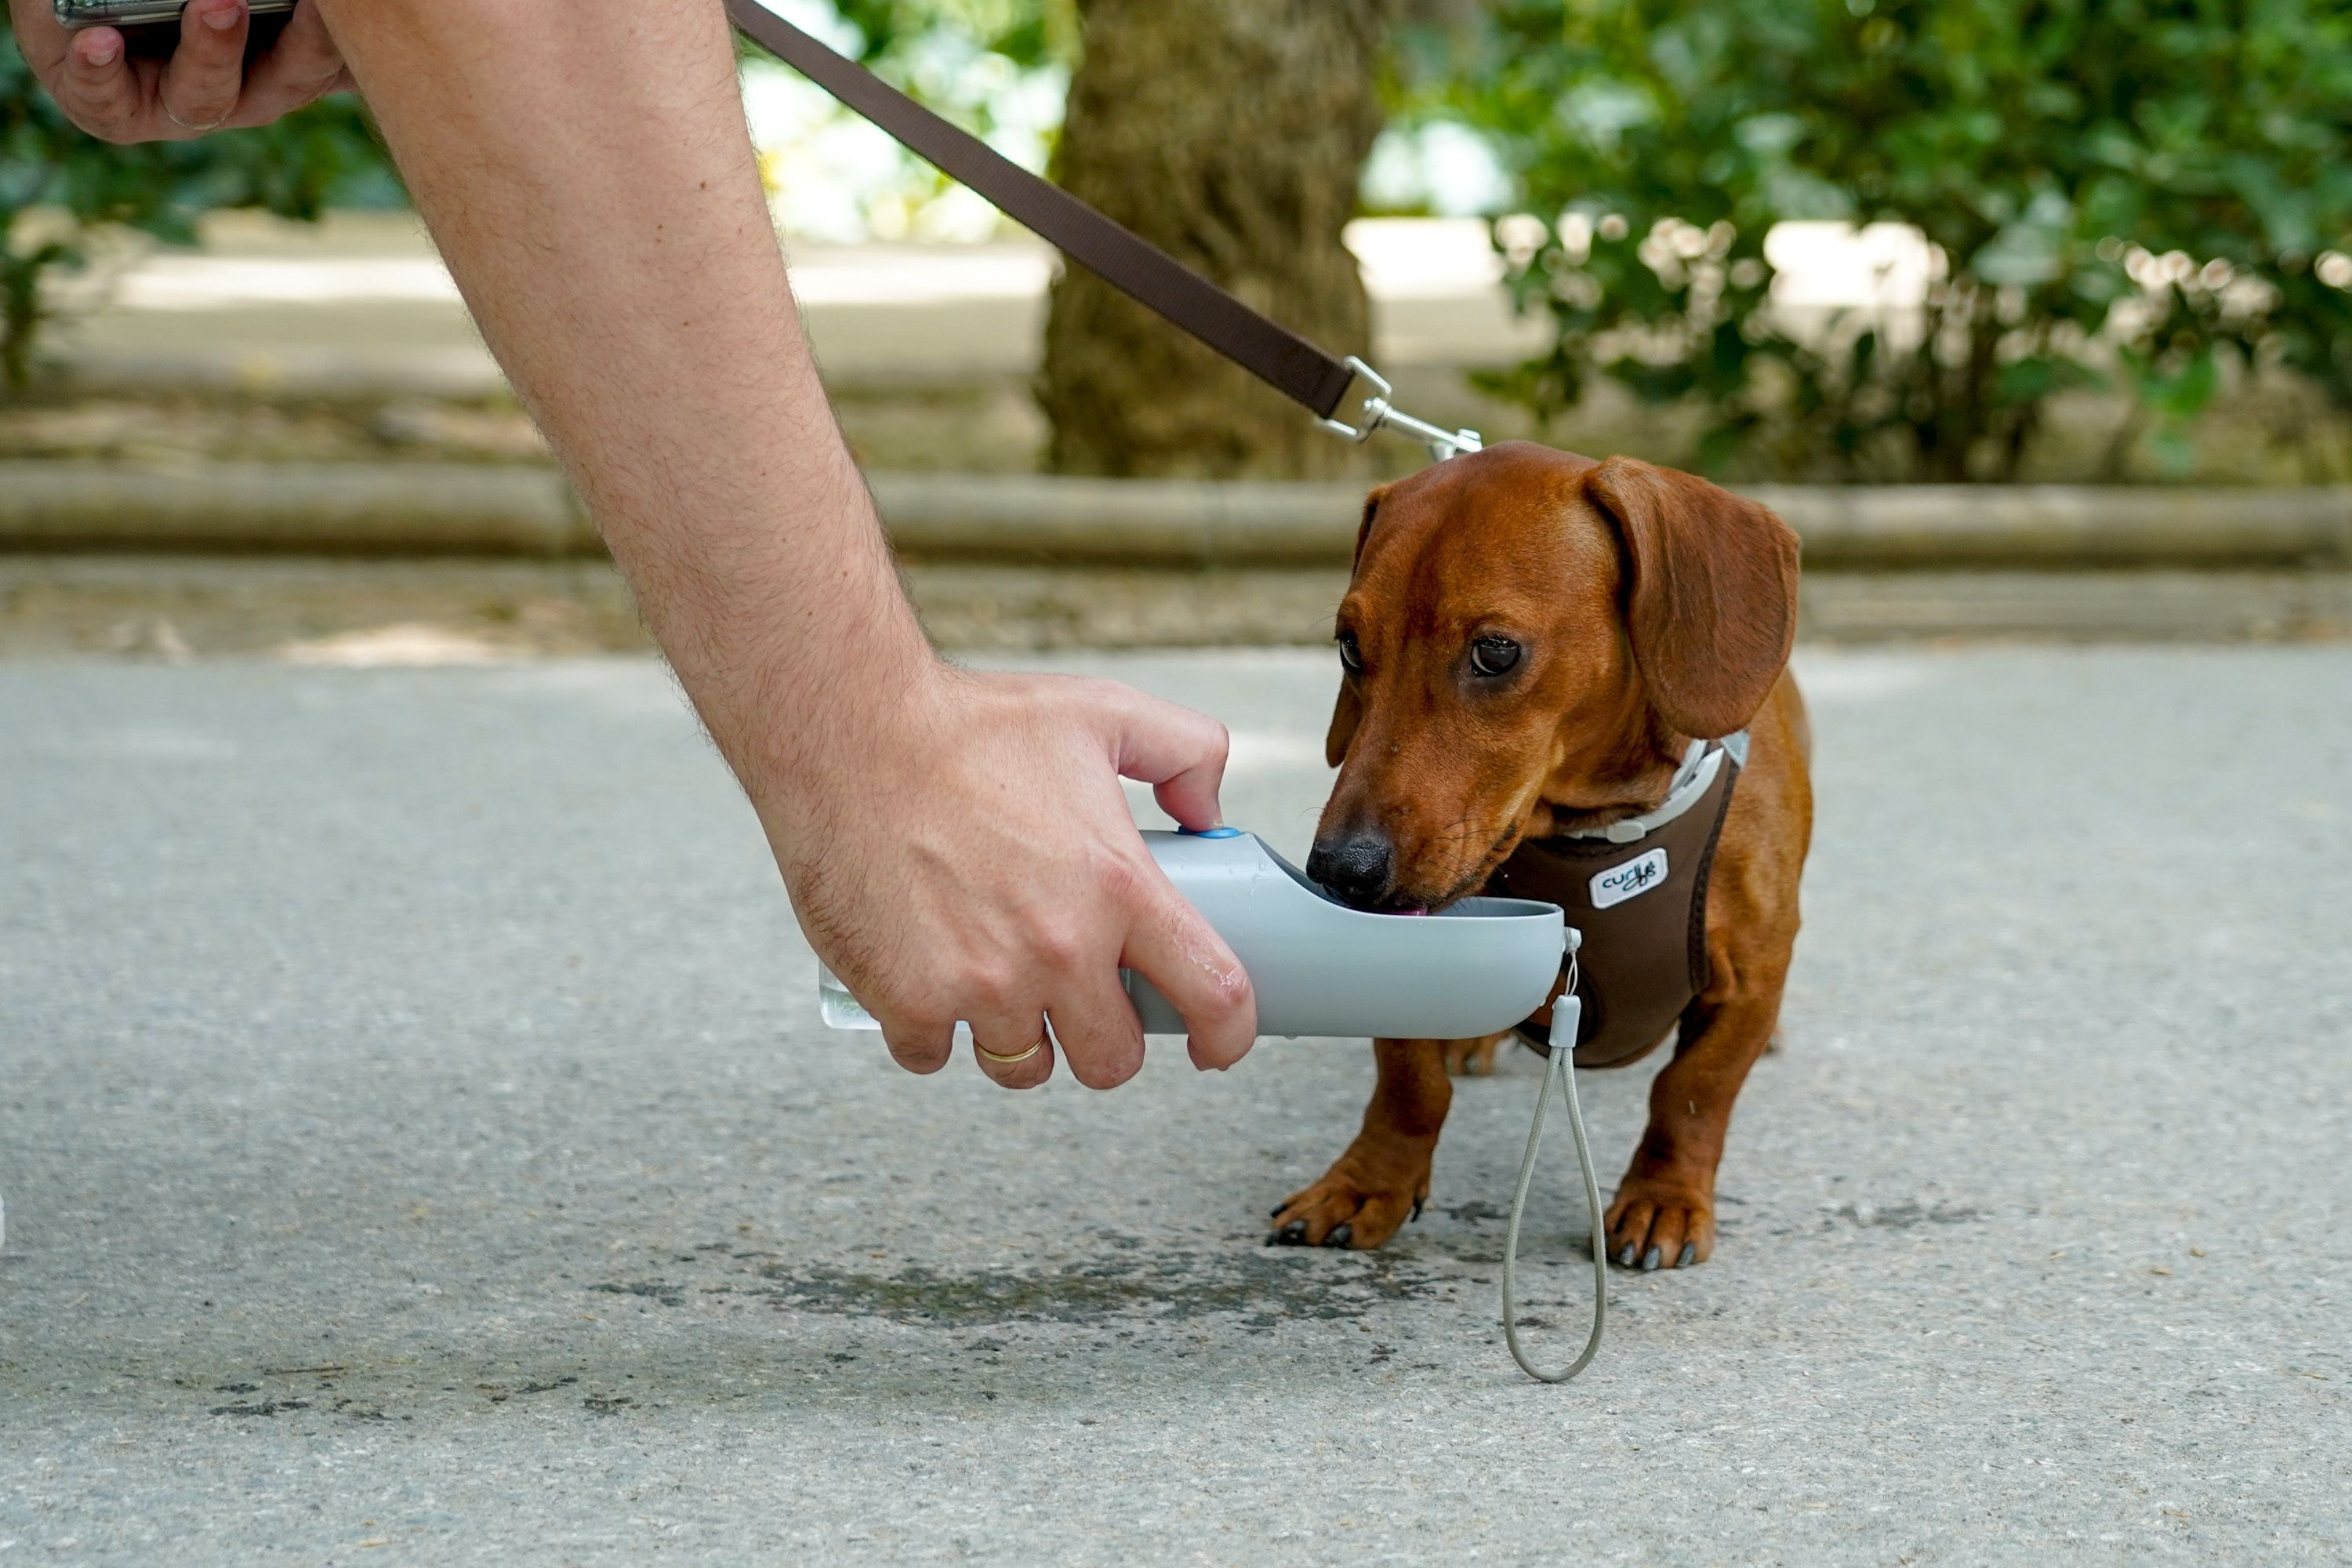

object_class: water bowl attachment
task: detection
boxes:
[1124,829,1566,1040]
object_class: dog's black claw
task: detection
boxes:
[1617,1243,1637,1267]
[1678,1243,1697,1268]
[1272,1220,1308,1247]
[1641,1246,1661,1272]
[1325,1224,1352,1249]
[1410,1197,1425,1224]
[1270,1203,1289,1218]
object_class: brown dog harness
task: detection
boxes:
[1486,735,1745,1069]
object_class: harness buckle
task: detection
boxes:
[1319,355,1484,463]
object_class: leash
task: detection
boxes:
[725,0,1483,462]
[739,0,1609,1381]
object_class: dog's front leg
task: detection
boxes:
[1269,1037,1486,1250]
[1602,983,1783,1271]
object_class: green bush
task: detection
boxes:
[0,28,396,391]
[1432,0,2352,481]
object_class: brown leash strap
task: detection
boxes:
[725,0,1359,421]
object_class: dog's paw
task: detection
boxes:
[1267,1161,1428,1250]
[1442,1037,1504,1076]
[1601,1177,1715,1270]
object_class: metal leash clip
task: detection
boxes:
[1318,356,1485,463]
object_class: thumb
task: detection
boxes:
[1091,681,1230,831]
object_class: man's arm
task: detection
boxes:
[296,0,1254,1084]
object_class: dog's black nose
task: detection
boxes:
[1307,830,1394,906]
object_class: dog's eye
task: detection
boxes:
[1338,631,1363,673]
[1469,636,1522,677]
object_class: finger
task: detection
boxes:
[1044,970,1145,1092]
[160,0,252,134]
[966,1010,1054,1091]
[876,1007,956,1077]
[1121,877,1255,1071]
[238,0,349,118]
[1092,682,1231,832]
[57,27,147,142]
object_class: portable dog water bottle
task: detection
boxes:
[1125,828,1566,1038]
[816,827,1566,1040]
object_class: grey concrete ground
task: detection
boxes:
[2,645,2347,1565]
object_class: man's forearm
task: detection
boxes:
[314,0,929,784]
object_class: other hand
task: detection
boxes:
[9,0,352,143]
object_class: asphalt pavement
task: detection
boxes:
[3,645,2347,1564]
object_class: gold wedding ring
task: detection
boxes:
[163,103,232,134]
[975,1039,1046,1066]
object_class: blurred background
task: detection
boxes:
[2,0,2350,652]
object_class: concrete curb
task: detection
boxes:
[5,556,2345,655]
[0,461,586,556]
[4,459,2349,569]
[1746,483,2352,570]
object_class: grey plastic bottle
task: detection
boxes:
[1121,828,1565,1039]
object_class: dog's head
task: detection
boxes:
[1307,441,1798,911]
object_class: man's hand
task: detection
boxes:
[9,0,352,143]
[764,666,1258,1089]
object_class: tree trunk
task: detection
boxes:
[1039,0,1394,479]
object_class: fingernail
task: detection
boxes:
[84,35,121,64]
[205,0,243,29]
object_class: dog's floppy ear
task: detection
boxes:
[1324,486,1387,767]
[1584,456,1800,739]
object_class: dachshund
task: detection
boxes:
[1268,441,1812,1271]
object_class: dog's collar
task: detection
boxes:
[1559,731,1749,845]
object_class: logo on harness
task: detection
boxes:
[1589,848,1668,909]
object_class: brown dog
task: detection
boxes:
[1268,441,1812,1271]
